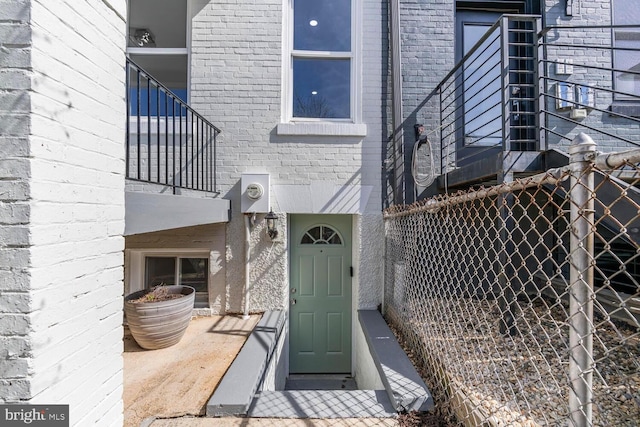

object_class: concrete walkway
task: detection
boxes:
[124,315,261,427]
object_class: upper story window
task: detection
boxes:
[287,0,356,121]
[613,0,640,100]
[127,0,189,114]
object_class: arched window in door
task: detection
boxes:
[300,225,343,245]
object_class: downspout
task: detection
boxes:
[243,213,252,320]
[390,0,404,205]
[384,0,404,314]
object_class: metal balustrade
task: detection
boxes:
[540,23,640,150]
[126,58,220,194]
[416,15,541,177]
[413,17,640,188]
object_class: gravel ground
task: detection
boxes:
[387,296,639,427]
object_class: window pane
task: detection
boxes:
[463,23,502,146]
[294,0,351,51]
[128,54,188,115]
[293,58,350,118]
[180,258,208,293]
[613,1,640,98]
[300,226,342,245]
[146,257,176,287]
[614,38,640,98]
[613,0,640,26]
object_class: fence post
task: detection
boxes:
[534,17,546,152]
[568,132,596,426]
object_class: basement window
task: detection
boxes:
[127,250,210,308]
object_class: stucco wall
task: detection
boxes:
[0,0,127,425]
[125,223,227,313]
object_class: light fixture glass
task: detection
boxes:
[129,28,156,47]
[265,210,278,240]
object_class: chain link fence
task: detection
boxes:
[383,134,640,426]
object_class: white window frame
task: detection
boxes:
[126,249,211,306]
[279,0,366,136]
[612,0,640,101]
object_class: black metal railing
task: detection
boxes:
[540,23,640,149]
[125,58,221,193]
[418,16,640,178]
[418,15,541,175]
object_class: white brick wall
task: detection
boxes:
[0,0,33,404]
[0,0,126,425]
[189,0,384,313]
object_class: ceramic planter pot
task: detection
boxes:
[124,285,195,350]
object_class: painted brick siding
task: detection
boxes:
[0,0,33,403]
[545,0,610,150]
[400,0,455,201]
[0,0,127,425]
[190,0,384,313]
[543,0,640,151]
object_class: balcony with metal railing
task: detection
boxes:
[124,58,229,235]
[412,15,640,196]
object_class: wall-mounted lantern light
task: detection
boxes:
[265,209,278,240]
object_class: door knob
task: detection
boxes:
[291,288,297,294]
[290,299,297,305]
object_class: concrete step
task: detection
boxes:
[249,390,397,419]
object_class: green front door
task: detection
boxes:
[289,215,352,373]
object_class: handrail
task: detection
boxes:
[126,58,220,134]
[419,15,541,109]
[126,57,220,194]
[410,15,640,192]
[432,15,541,174]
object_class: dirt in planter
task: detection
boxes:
[129,286,184,303]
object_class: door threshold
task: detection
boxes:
[285,374,357,390]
